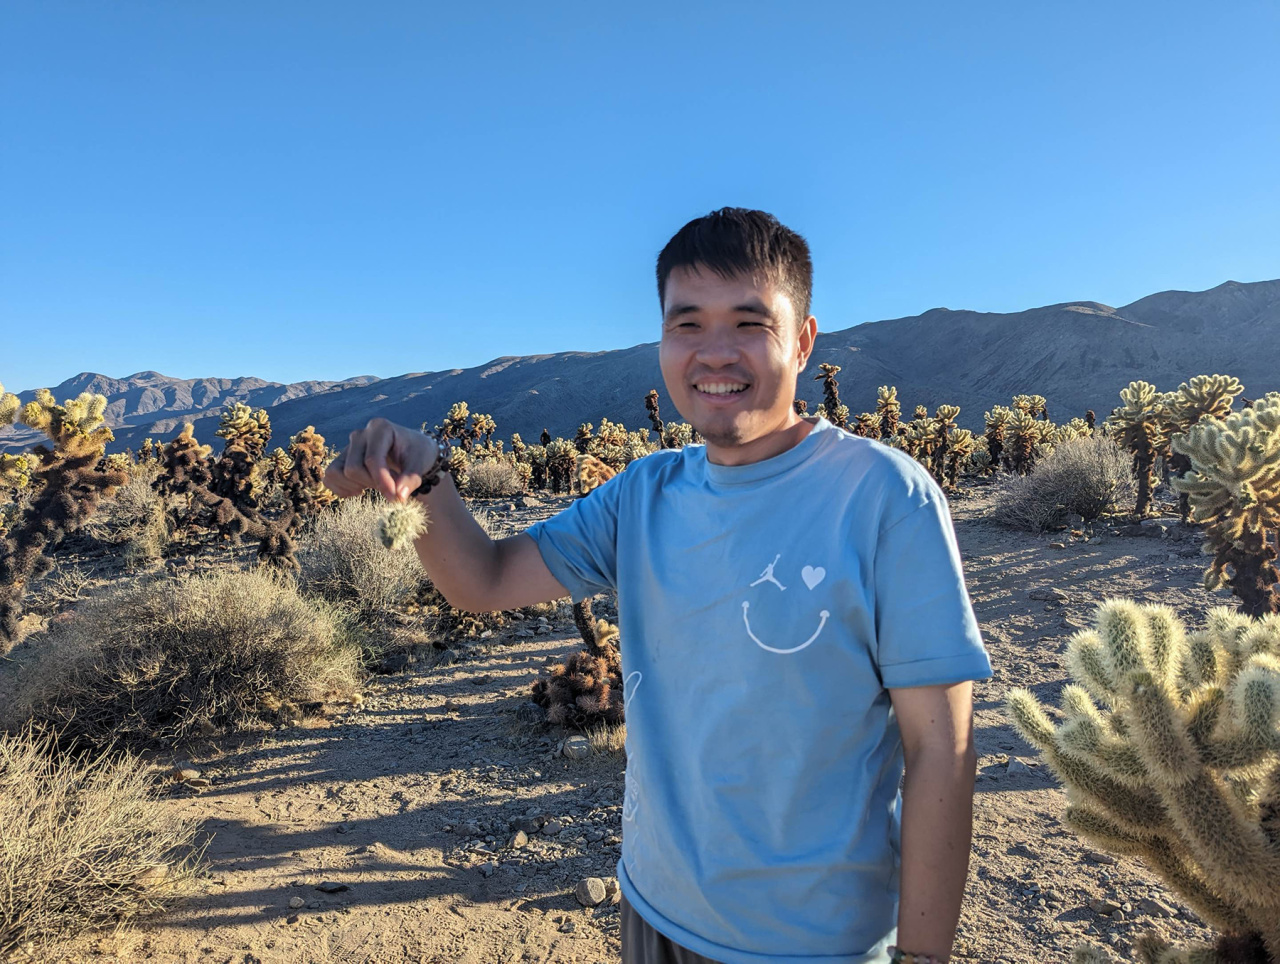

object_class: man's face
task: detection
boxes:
[659,265,816,458]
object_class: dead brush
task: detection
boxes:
[0,725,207,959]
[0,568,363,751]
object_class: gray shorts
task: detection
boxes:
[620,893,723,964]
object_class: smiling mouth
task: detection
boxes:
[693,382,751,401]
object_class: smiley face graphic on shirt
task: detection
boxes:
[741,554,831,654]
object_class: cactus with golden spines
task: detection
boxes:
[510,432,527,462]
[210,402,272,508]
[984,406,1011,475]
[1163,376,1247,525]
[814,363,847,429]
[852,412,878,438]
[525,444,548,490]
[0,383,128,650]
[576,453,617,496]
[793,399,808,416]
[944,428,975,491]
[440,401,472,451]
[282,425,336,519]
[469,412,496,451]
[929,404,960,482]
[573,422,594,455]
[645,389,666,443]
[1108,381,1179,517]
[662,421,695,449]
[545,438,577,494]
[876,385,901,440]
[1012,393,1049,420]
[1007,408,1048,476]
[1052,418,1094,445]
[1006,599,1280,961]
[1169,394,1280,618]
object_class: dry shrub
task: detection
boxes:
[83,463,169,567]
[0,726,206,958]
[991,435,1135,532]
[0,569,362,750]
[464,459,525,498]
[295,494,423,625]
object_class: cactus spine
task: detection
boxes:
[1006,600,1280,960]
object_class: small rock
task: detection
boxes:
[315,882,349,893]
[443,699,461,713]
[510,830,529,849]
[604,876,621,904]
[1048,542,1067,550]
[1005,757,1034,776]
[1066,512,1085,527]
[576,876,607,907]
[470,675,492,686]
[1089,898,1121,915]
[542,818,564,835]
[513,815,545,834]
[479,861,497,877]
[562,736,592,761]
[335,823,351,834]
[435,649,457,666]
[1137,897,1175,918]
[1028,588,1070,602]
[288,896,305,909]
[559,919,576,933]
[1085,851,1117,865]
[186,778,211,789]
[173,767,202,782]
[286,914,300,925]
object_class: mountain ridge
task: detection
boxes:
[2,278,1276,455]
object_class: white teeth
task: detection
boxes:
[696,384,748,395]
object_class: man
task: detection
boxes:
[325,208,991,964]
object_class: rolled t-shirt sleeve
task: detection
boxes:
[873,495,992,689]
[522,474,622,603]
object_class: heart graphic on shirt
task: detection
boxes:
[801,566,826,590]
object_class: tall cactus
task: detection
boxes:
[0,383,128,650]
[1170,393,1280,618]
[1109,381,1178,517]
[876,385,901,440]
[984,406,1011,475]
[814,363,848,429]
[1165,376,1246,524]
[645,389,666,444]
[1006,599,1280,961]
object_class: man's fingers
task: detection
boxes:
[361,421,401,502]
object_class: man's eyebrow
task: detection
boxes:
[663,300,775,320]
[664,303,701,319]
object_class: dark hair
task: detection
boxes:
[656,207,813,330]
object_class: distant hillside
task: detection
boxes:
[3,279,1276,455]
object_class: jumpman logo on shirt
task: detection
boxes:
[749,554,788,591]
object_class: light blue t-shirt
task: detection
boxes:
[523,416,991,964]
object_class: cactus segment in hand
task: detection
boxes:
[377,499,429,551]
[1005,599,1280,959]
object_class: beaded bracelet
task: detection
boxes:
[408,426,452,498]
[886,947,945,964]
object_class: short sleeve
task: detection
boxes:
[873,495,992,689]
[521,475,623,603]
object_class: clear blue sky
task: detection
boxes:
[3,2,1278,394]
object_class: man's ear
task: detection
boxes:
[796,315,818,371]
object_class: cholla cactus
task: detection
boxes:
[0,383,127,649]
[931,405,960,482]
[1053,418,1095,445]
[470,412,497,451]
[526,444,548,490]
[1007,408,1043,476]
[576,454,617,496]
[1108,381,1178,517]
[944,428,976,490]
[662,421,694,449]
[212,403,272,507]
[545,438,576,494]
[1170,393,1280,618]
[377,499,429,551]
[1006,599,1280,961]
[532,614,624,728]
[441,402,471,451]
[851,412,878,438]
[510,432,527,461]
[1013,393,1049,420]
[984,406,1012,476]
[573,422,593,455]
[814,363,847,429]
[1164,376,1246,524]
[793,398,808,416]
[876,385,901,440]
[645,389,666,443]
[283,425,336,520]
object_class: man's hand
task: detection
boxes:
[324,418,438,503]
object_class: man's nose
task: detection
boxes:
[693,329,742,367]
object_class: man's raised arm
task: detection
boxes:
[323,418,569,613]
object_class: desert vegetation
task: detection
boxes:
[1,369,1278,960]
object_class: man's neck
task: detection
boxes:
[704,414,819,467]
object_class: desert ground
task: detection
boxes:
[23,479,1230,964]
